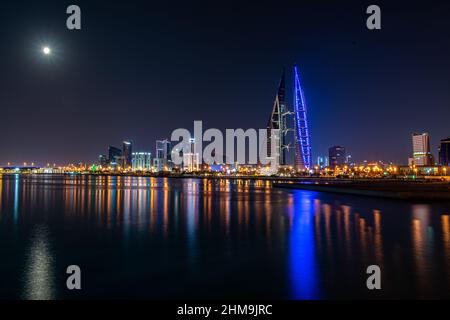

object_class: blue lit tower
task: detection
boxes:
[293,65,312,170]
[267,68,290,165]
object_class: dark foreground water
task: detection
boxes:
[0,174,449,300]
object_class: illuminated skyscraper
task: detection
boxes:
[98,154,108,166]
[329,146,346,167]
[132,152,152,171]
[122,140,133,167]
[293,65,312,170]
[154,139,172,171]
[108,146,122,163]
[267,68,289,166]
[183,138,199,171]
[439,137,450,166]
[411,133,433,166]
[316,156,328,168]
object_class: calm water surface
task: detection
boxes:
[0,174,449,299]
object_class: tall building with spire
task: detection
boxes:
[267,68,289,166]
[293,65,312,170]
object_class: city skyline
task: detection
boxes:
[2,1,450,305]
[1,118,449,167]
[1,1,450,165]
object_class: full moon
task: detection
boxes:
[42,46,51,55]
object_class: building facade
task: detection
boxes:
[267,69,288,167]
[265,65,312,171]
[132,152,152,171]
[293,65,312,170]
[98,154,108,166]
[411,133,434,166]
[316,156,329,169]
[154,139,172,171]
[108,146,122,164]
[122,140,133,168]
[439,137,450,166]
[329,146,346,167]
[183,138,199,171]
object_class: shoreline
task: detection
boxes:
[273,181,450,200]
[1,172,449,183]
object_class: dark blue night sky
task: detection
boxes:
[1,0,449,165]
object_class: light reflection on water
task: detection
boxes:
[23,224,55,300]
[289,192,319,299]
[0,174,449,299]
[442,215,450,279]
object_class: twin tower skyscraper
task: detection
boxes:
[267,66,312,171]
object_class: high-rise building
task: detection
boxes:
[108,146,122,163]
[293,65,312,170]
[265,65,312,171]
[411,133,434,166]
[132,152,152,171]
[98,154,108,166]
[122,140,133,167]
[316,156,328,168]
[346,154,353,165]
[154,139,172,171]
[183,138,199,171]
[267,69,289,167]
[439,137,450,166]
[157,139,172,161]
[329,146,346,167]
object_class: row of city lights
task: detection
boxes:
[1,163,448,177]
